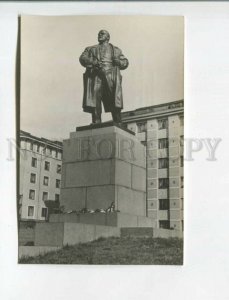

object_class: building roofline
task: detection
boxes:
[20,130,63,150]
[121,99,184,122]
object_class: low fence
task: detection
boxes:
[18,228,35,246]
[19,246,60,259]
[18,220,45,245]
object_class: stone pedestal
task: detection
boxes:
[60,123,147,216]
[49,212,155,228]
[31,123,176,248]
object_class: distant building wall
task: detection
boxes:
[122,100,184,230]
[19,131,63,221]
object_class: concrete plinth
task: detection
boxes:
[34,222,120,247]
[49,212,155,228]
[30,124,156,251]
[61,123,147,217]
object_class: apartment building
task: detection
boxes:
[19,131,63,220]
[122,100,184,231]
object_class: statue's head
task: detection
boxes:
[98,30,110,43]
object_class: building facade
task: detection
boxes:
[19,131,63,221]
[122,100,184,231]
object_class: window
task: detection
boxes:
[159,178,169,189]
[29,189,35,200]
[57,164,61,174]
[158,119,168,130]
[159,220,170,229]
[37,144,40,152]
[180,156,184,167]
[181,176,184,188]
[46,147,51,156]
[43,176,49,186]
[137,122,146,133]
[159,158,168,169]
[55,150,58,158]
[158,138,168,149]
[180,116,184,126]
[31,157,37,168]
[55,194,60,202]
[56,179,61,188]
[159,199,169,210]
[44,161,50,171]
[41,207,48,218]
[28,206,34,217]
[180,135,184,147]
[30,142,33,151]
[30,173,36,183]
[42,192,48,201]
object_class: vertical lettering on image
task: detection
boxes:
[120,138,135,162]
[7,138,28,161]
[80,138,90,160]
[95,138,113,159]
[203,138,222,161]
[185,138,203,161]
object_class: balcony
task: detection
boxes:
[158,189,168,198]
[158,129,167,139]
[158,210,169,220]
[158,168,168,178]
[158,148,168,158]
[137,132,146,142]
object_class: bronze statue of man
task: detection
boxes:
[79,30,129,124]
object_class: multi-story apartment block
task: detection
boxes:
[19,131,63,221]
[122,100,184,231]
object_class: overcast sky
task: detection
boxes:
[21,15,184,140]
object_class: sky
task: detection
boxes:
[21,15,184,140]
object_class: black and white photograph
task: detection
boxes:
[1,1,229,300]
[18,15,184,264]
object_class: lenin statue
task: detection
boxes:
[79,30,129,124]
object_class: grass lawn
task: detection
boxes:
[19,236,183,265]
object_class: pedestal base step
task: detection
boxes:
[35,222,120,247]
[121,227,183,238]
[49,212,155,228]
[33,222,182,248]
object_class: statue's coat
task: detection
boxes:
[79,44,129,113]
